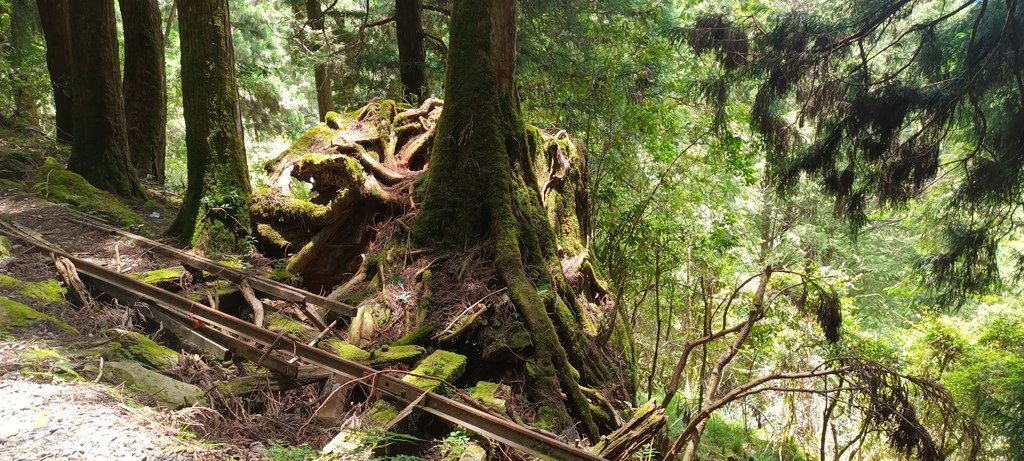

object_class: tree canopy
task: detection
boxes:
[2,0,1023,459]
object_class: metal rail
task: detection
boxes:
[61,214,357,317]
[0,226,606,461]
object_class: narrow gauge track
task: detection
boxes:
[0,220,607,461]
[60,214,357,318]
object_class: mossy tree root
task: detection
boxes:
[252,99,440,288]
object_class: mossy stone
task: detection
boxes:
[321,338,371,362]
[470,381,510,415]
[403,350,467,392]
[0,275,67,305]
[0,296,76,337]
[100,360,207,408]
[32,157,142,227]
[104,328,180,369]
[458,444,487,461]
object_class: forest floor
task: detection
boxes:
[0,129,331,460]
[0,194,277,460]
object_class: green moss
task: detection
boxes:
[393,325,433,346]
[0,296,76,337]
[130,267,186,286]
[366,401,400,425]
[471,381,510,414]
[266,264,301,284]
[0,275,66,304]
[23,348,66,363]
[251,186,333,224]
[32,157,143,227]
[266,312,320,342]
[256,223,290,248]
[320,338,371,362]
[104,328,181,369]
[324,111,345,129]
[100,360,207,408]
[403,350,467,392]
[0,236,11,262]
[185,280,241,308]
[368,344,425,366]
[19,347,81,381]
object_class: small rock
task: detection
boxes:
[100,361,206,408]
[459,444,487,461]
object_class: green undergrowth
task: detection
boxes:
[697,416,809,461]
[0,236,11,262]
[19,347,82,381]
[104,328,181,369]
[0,295,76,337]
[31,157,143,227]
[0,275,67,305]
[267,440,320,461]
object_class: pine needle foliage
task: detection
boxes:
[686,0,1024,306]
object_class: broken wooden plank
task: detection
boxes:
[52,255,95,309]
[239,280,265,328]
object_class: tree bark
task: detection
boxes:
[10,0,41,127]
[305,0,334,120]
[66,0,146,201]
[169,0,251,251]
[119,0,167,183]
[395,0,426,103]
[36,0,73,143]
[414,0,601,439]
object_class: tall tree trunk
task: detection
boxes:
[395,0,425,103]
[10,0,41,127]
[169,0,251,251]
[305,0,334,120]
[66,0,146,201]
[415,0,602,439]
[119,0,167,183]
[36,0,73,143]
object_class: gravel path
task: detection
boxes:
[0,379,194,461]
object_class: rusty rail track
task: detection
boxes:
[0,223,607,461]
[60,214,357,317]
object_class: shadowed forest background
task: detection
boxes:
[1,0,1023,460]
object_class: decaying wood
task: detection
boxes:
[592,400,665,460]
[215,365,331,396]
[52,254,95,308]
[61,213,358,317]
[239,280,264,328]
[313,375,353,422]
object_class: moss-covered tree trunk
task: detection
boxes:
[395,0,425,104]
[10,0,41,127]
[36,0,73,143]
[305,0,334,121]
[119,0,167,183]
[252,0,632,443]
[415,0,602,439]
[169,0,251,251]
[66,0,147,201]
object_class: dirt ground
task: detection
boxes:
[0,192,327,460]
